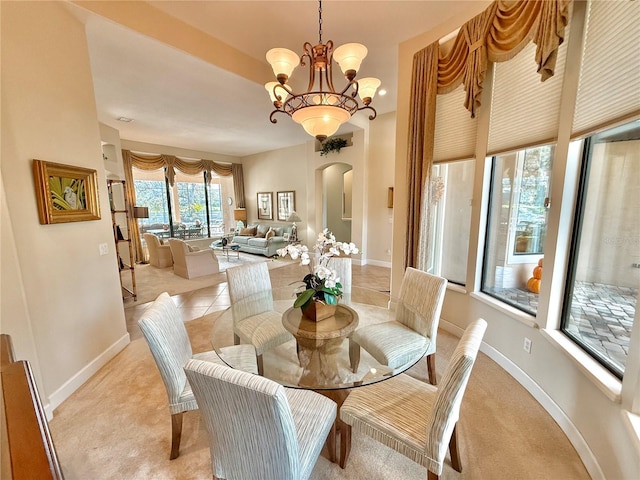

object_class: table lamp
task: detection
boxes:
[234,208,247,232]
[286,211,302,241]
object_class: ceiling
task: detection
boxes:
[74,1,478,157]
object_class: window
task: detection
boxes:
[482,145,552,315]
[562,121,639,378]
[133,167,232,241]
[428,159,474,286]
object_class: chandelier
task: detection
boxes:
[265,1,381,142]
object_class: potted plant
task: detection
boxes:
[320,137,348,156]
[277,229,359,321]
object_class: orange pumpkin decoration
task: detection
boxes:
[527,257,544,294]
[533,266,543,280]
[527,277,541,294]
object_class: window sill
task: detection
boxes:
[540,329,622,403]
[446,283,467,295]
[470,292,539,328]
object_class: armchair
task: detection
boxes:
[167,238,219,279]
[143,233,173,268]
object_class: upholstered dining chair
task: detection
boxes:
[327,257,352,304]
[339,319,488,478]
[138,292,257,460]
[226,262,294,375]
[184,358,337,480]
[349,267,447,384]
[143,233,173,268]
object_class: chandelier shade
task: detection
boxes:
[266,1,380,142]
[332,43,368,78]
[292,105,352,140]
[266,48,299,82]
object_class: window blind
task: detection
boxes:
[572,0,640,137]
[487,23,570,155]
[433,85,478,162]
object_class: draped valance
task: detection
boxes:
[405,0,571,269]
[121,149,234,186]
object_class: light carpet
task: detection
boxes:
[123,252,291,306]
[49,311,589,480]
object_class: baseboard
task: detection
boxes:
[439,318,605,480]
[364,259,392,268]
[47,332,130,415]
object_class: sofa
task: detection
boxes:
[231,222,292,257]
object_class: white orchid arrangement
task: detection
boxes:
[277,229,359,309]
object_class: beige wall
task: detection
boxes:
[1,2,129,412]
[367,112,396,267]
[323,163,352,243]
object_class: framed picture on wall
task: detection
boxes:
[32,159,101,224]
[257,192,273,220]
[277,191,295,221]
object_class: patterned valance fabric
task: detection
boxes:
[122,149,234,186]
[405,0,571,269]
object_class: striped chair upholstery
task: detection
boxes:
[349,267,447,384]
[327,257,352,304]
[226,262,293,374]
[184,359,337,480]
[138,292,257,459]
[339,319,487,478]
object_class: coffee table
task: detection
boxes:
[209,240,240,260]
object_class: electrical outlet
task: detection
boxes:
[523,337,532,354]
[99,243,109,256]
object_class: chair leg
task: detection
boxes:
[339,423,352,469]
[427,471,439,480]
[326,421,337,463]
[257,354,264,376]
[449,425,462,472]
[348,338,360,373]
[426,353,437,385]
[170,412,184,460]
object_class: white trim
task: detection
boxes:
[47,333,130,413]
[439,318,605,480]
[622,411,640,459]
[446,283,467,295]
[365,259,391,268]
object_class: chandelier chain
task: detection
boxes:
[318,1,323,44]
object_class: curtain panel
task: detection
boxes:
[121,149,244,261]
[404,0,570,269]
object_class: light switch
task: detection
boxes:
[99,243,109,256]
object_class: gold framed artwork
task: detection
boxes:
[277,191,295,221]
[257,191,273,220]
[32,159,101,224]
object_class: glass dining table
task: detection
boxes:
[210,286,428,467]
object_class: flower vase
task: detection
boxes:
[301,299,337,322]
